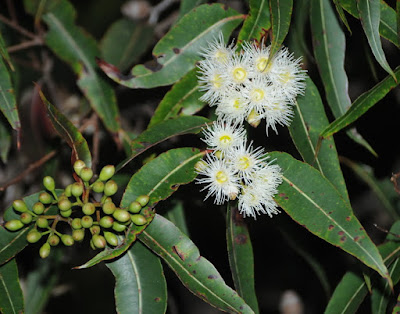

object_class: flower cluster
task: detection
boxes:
[197,33,306,133]
[195,120,282,218]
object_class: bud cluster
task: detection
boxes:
[3,160,150,258]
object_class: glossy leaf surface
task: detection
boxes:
[99,4,244,88]
[140,214,254,313]
[0,259,24,314]
[107,241,167,314]
[269,152,390,283]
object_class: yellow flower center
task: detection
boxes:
[215,171,228,184]
[238,156,251,170]
[232,67,247,82]
[233,98,242,109]
[212,74,223,88]
[219,135,232,145]
[279,71,293,84]
[250,88,265,102]
[215,50,228,63]
[256,57,272,73]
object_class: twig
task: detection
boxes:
[0,150,57,192]
[0,14,36,39]
[7,38,44,53]
[148,0,178,25]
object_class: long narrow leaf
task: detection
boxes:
[269,0,293,57]
[140,214,254,313]
[0,56,19,131]
[0,259,24,314]
[238,0,271,44]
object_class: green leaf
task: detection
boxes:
[324,221,400,314]
[357,0,395,80]
[311,0,375,155]
[226,203,259,313]
[121,147,204,208]
[269,151,390,284]
[100,19,153,73]
[0,32,14,71]
[118,116,209,170]
[25,0,121,132]
[0,259,24,314]
[74,209,155,269]
[337,0,399,48]
[165,200,190,236]
[393,291,400,314]
[106,241,167,314]
[148,70,206,128]
[333,0,352,33]
[0,56,19,131]
[99,4,244,89]
[140,214,254,313]
[0,121,11,163]
[238,0,271,44]
[289,76,349,203]
[320,66,400,139]
[288,0,311,59]
[39,90,92,167]
[269,0,293,57]
[179,0,207,19]
[340,157,399,220]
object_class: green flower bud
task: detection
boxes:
[39,243,51,259]
[73,160,86,176]
[58,198,72,211]
[128,201,142,214]
[72,229,85,242]
[131,214,147,226]
[43,176,55,191]
[71,182,84,197]
[92,181,105,193]
[247,109,261,128]
[104,180,118,196]
[136,195,150,207]
[61,234,74,246]
[102,202,116,215]
[20,212,33,225]
[36,217,49,229]
[13,200,28,213]
[82,202,96,215]
[60,209,72,218]
[99,216,114,229]
[64,184,72,197]
[90,225,101,235]
[99,165,115,181]
[113,209,130,223]
[26,230,42,243]
[194,160,207,172]
[33,202,45,215]
[4,219,24,231]
[80,167,93,182]
[104,231,119,246]
[104,197,112,203]
[90,239,96,250]
[71,218,82,230]
[81,216,93,228]
[92,234,106,249]
[39,192,53,204]
[48,234,60,246]
[112,221,126,232]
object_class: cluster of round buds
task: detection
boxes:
[197,33,306,133]
[3,160,150,258]
[195,119,282,218]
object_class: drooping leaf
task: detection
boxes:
[139,214,254,313]
[269,0,293,57]
[106,241,167,314]
[311,0,375,155]
[269,151,390,284]
[289,76,349,203]
[333,0,352,33]
[0,56,19,131]
[0,121,11,163]
[118,116,209,170]
[99,4,244,89]
[74,209,155,269]
[324,221,400,314]
[238,0,271,45]
[38,90,92,167]
[100,19,153,73]
[226,203,259,313]
[320,66,400,139]
[148,70,206,128]
[121,147,204,208]
[0,259,24,314]
[24,0,121,133]
[357,0,395,80]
